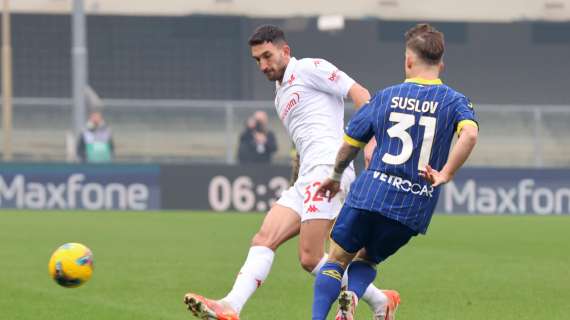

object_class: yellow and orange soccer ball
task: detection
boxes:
[48,243,94,288]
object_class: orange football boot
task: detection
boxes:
[379,290,400,320]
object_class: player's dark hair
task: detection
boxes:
[405,23,445,65]
[248,24,287,46]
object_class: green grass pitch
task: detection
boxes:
[0,210,568,319]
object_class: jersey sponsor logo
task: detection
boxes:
[322,269,342,281]
[372,171,434,197]
[280,92,300,120]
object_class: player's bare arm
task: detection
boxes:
[347,83,376,167]
[420,124,478,187]
[318,142,361,200]
[363,137,377,168]
[347,83,370,108]
[334,142,361,175]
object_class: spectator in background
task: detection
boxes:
[76,110,115,163]
[237,110,277,163]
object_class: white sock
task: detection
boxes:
[310,254,329,276]
[361,284,388,315]
[341,266,348,289]
[221,246,275,314]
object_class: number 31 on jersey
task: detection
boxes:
[381,112,436,170]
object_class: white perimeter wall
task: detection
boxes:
[11,0,570,22]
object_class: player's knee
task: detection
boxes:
[352,257,377,269]
[251,230,279,251]
[299,253,321,273]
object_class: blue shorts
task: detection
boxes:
[331,205,418,264]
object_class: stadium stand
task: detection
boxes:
[1,14,569,165]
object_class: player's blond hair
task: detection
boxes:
[405,23,445,65]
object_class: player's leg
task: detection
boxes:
[296,188,341,319]
[294,165,342,274]
[299,218,333,272]
[312,205,367,320]
[312,239,357,320]
[344,251,399,320]
[345,215,418,320]
[298,173,351,320]
[359,272,390,320]
[298,213,390,318]
[301,165,391,318]
[345,255,378,312]
[347,250,395,320]
[221,204,301,312]
[304,222,389,320]
[184,203,301,319]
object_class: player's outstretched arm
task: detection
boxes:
[420,124,478,187]
[318,142,361,200]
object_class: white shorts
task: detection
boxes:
[276,164,355,222]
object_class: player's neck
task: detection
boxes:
[278,57,292,84]
[407,67,440,81]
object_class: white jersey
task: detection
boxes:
[275,57,355,175]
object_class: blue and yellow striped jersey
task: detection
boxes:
[344,78,478,233]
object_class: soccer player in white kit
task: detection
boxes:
[184,25,398,320]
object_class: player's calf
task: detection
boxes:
[299,218,334,272]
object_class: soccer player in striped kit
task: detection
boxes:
[312,23,479,320]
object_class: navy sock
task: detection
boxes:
[347,260,377,298]
[312,262,345,320]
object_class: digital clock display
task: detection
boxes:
[208,175,289,212]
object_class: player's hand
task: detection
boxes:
[317,178,341,201]
[419,165,451,187]
[363,137,377,169]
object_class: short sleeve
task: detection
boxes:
[344,101,375,148]
[453,97,479,135]
[302,59,356,97]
